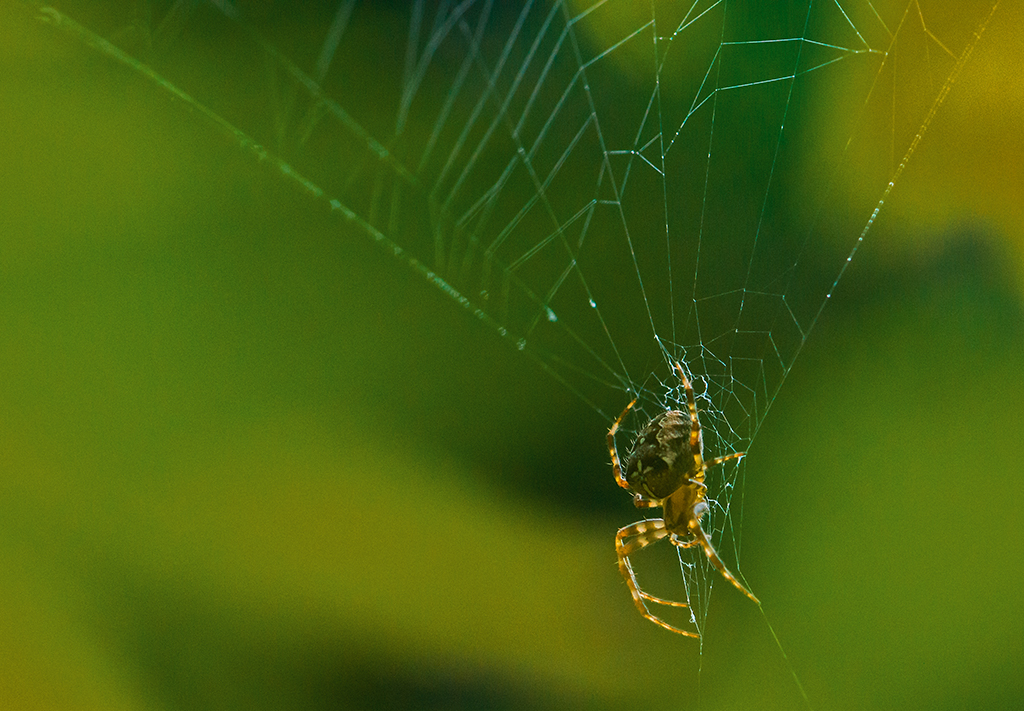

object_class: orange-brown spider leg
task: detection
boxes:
[668,533,703,548]
[607,396,637,492]
[685,520,760,604]
[674,363,709,479]
[673,362,701,447]
[616,519,700,637]
[705,451,746,468]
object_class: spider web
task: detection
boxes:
[27,0,1000,647]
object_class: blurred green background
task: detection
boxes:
[1,2,1022,710]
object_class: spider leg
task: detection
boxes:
[687,520,760,604]
[607,397,638,492]
[673,363,707,480]
[704,451,745,468]
[616,519,700,637]
[632,493,661,509]
[668,532,702,549]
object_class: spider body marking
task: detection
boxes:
[607,363,759,636]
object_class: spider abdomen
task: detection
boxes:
[625,409,701,500]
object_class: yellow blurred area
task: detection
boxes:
[891,4,1024,288]
[802,0,1024,292]
[568,0,1024,294]
[0,415,640,707]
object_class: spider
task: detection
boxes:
[608,363,759,636]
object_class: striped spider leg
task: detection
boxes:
[608,363,759,636]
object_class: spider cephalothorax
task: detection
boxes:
[607,363,759,636]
